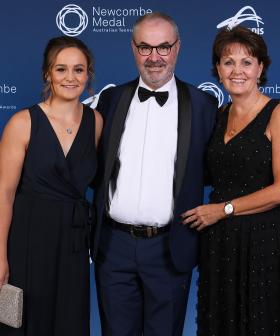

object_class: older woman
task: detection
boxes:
[182,26,280,335]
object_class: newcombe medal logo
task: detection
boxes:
[83,84,116,109]
[198,82,224,108]
[56,4,88,36]
[217,6,264,34]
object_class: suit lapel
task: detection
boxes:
[174,78,192,200]
[104,79,138,187]
[104,77,191,204]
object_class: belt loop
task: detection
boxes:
[130,226,137,239]
[147,227,152,238]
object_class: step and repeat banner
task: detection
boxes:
[1,1,280,335]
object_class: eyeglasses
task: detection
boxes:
[133,39,178,56]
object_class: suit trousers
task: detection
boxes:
[95,222,192,336]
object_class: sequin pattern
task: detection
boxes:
[197,99,280,336]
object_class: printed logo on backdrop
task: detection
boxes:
[217,6,264,34]
[259,84,280,97]
[0,83,17,111]
[198,82,224,107]
[83,84,116,108]
[56,4,88,36]
[56,3,152,35]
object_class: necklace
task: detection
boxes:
[40,102,79,135]
[226,94,262,137]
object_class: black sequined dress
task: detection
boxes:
[197,99,280,336]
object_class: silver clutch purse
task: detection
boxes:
[0,284,23,328]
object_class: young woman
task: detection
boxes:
[0,36,102,335]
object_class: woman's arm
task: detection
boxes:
[0,110,30,287]
[182,104,280,230]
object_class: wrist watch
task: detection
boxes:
[224,201,234,217]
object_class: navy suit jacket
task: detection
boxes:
[92,77,217,273]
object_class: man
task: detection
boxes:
[93,12,217,336]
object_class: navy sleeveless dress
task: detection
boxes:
[0,104,96,335]
[197,99,280,335]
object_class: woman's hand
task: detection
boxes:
[181,203,225,231]
[0,257,9,289]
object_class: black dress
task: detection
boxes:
[197,99,280,336]
[0,104,96,335]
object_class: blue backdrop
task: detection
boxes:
[1,1,280,334]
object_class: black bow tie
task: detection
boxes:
[138,86,169,107]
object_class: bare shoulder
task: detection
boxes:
[269,101,280,126]
[2,109,31,143]
[93,109,103,146]
[267,101,280,141]
[7,109,30,128]
[94,109,103,126]
[94,109,103,134]
[271,101,280,116]
[87,107,103,128]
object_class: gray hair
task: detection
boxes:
[132,12,180,40]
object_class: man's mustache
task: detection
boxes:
[144,60,166,67]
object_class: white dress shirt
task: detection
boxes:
[108,76,178,226]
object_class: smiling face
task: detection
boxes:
[217,42,263,97]
[132,18,180,90]
[47,47,88,101]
